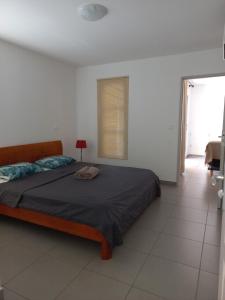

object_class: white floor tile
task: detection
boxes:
[0,244,41,283]
[163,218,205,242]
[123,227,159,253]
[3,288,27,300]
[207,212,222,227]
[170,206,207,224]
[56,270,129,300]
[135,256,198,300]
[6,254,81,300]
[152,233,202,268]
[197,271,218,300]
[126,288,162,300]
[201,244,220,274]
[86,247,147,284]
[48,236,98,267]
[205,225,221,246]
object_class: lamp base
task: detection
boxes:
[80,148,83,162]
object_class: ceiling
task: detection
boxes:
[0,0,224,66]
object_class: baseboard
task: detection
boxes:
[186,154,204,158]
[160,180,177,186]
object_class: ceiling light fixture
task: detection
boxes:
[78,3,108,21]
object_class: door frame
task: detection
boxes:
[177,72,225,183]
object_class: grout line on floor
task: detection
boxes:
[150,253,201,271]
[168,216,207,225]
[3,286,31,300]
[194,197,210,300]
[160,231,204,244]
[128,285,172,300]
[81,268,131,287]
[124,228,164,300]
[2,244,56,286]
[52,254,99,300]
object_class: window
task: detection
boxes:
[97,77,129,159]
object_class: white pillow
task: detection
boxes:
[0,176,10,184]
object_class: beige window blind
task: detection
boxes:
[97,77,129,159]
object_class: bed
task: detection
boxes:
[205,141,221,175]
[0,140,160,259]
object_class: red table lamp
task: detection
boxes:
[75,139,87,161]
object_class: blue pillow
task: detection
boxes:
[0,162,42,181]
[35,155,75,169]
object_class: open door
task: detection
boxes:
[219,99,225,175]
[217,98,225,300]
[179,80,188,174]
[218,171,225,300]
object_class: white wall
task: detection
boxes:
[0,39,76,156]
[187,82,225,156]
[74,48,225,182]
[1,41,224,182]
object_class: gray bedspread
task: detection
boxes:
[0,162,160,247]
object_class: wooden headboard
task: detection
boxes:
[0,140,63,166]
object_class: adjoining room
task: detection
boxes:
[183,76,225,177]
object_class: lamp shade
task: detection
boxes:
[75,140,87,149]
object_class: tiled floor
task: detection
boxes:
[0,157,221,300]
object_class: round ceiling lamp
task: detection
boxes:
[78,3,108,21]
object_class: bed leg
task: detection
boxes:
[100,239,112,260]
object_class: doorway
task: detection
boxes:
[179,74,225,179]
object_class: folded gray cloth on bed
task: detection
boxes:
[74,166,100,179]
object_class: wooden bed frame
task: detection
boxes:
[0,140,112,260]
